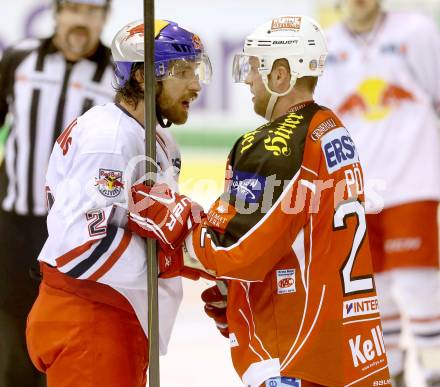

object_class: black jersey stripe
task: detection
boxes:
[92,44,111,83]
[26,89,41,213]
[65,225,118,278]
[53,61,74,141]
[25,43,47,213]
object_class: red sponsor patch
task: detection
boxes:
[278,277,294,289]
[271,16,302,32]
[276,269,296,294]
[310,118,338,141]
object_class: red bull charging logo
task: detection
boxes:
[338,78,415,122]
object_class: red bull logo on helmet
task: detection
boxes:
[124,23,144,42]
[338,78,415,122]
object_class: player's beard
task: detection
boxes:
[65,26,92,56]
[158,92,198,125]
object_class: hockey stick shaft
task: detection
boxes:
[143,1,160,386]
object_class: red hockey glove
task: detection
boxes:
[158,247,215,281]
[201,283,229,338]
[128,183,204,254]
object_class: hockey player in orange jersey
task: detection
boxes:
[128,15,391,387]
[315,1,440,385]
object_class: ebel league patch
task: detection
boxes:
[95,169,124,198]
[276,269,296,294]
[321,127,359,173]
[230,171,266,203]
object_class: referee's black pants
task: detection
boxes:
[0,210,46,387]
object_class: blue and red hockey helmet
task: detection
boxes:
[111,19,212,87]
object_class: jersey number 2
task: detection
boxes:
[86,209,106,237]
[334,201,374,296]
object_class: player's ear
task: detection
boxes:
[276,64,290,83]
[269,59,291,92]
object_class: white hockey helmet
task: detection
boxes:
[232,16,328,120]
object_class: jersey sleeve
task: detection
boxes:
[42,121,146,284]
[45,148,131,278]
[185,120,315,281]
[406,14,440,113]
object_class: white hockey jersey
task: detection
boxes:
[315,11,440,211]
[38,102,183,354]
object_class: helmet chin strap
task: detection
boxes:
[265,94,279,122]
[155,81,172,128]
[156,109,172,128]
[262,74,298,121]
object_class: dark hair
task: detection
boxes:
[114,63,144,109]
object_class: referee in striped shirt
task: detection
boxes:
[0,1,114,385]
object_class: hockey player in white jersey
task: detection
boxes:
[25,20,211,387]
[315,1,440,385]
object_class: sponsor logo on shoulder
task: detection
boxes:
[349,325,386,369]
[95,169,124,198]
[321,127,359,173]
[310,118,337,141]
[276,269,296,294]
[343,296,379,319]
[230,171,266,203]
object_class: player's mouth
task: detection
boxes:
[181,95,198,111]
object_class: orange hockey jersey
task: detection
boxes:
[185,101,390,386]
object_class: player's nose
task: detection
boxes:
[188,78,202,93]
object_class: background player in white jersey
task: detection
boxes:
[315,1,440,385]
[25,19,211,387]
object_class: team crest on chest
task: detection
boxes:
[95,169,124,198]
